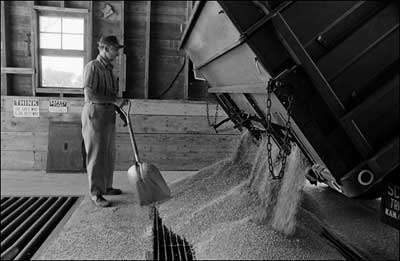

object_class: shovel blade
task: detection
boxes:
[127,162,171,205]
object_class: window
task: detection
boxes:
[39,15,85,89]
[41,55,83,88]
[33,7,90,94]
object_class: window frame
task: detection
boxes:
[32,6,91,95]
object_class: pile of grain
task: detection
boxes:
[158,130,343,260]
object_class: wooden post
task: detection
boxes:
[1,0,9,95]
[31,2,38,96]
[183,1,193,100]
[144,1,151,99]
[88,1,93,60]
[118,0,126,97]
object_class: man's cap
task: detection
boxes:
[97,35,124,49]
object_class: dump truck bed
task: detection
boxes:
[179,1,399,199]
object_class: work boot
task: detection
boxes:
[105,187,122,195]
[91,195,111,207]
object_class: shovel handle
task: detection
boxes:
[118,101,140,163]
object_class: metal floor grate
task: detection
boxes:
[1,196,80,260]
[153,207,195,261]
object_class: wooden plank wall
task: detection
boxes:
[148,1,188,99]
[1,1,199,100]
[124,1,146,98]
[1,95,239,171]
[0,2,227,172]
[125,1,189,99]
[6,1,33,96]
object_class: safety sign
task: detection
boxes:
[49,100,68,113]
[13,98,40,117]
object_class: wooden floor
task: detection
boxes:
[0,170,197,196]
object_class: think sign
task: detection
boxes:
[49,100,68,113]
[13,99,40,117]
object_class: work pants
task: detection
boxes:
[81,103,116,196]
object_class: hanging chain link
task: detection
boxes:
[256,57,294,179]
[266,79,275,178]
[266,80,294,180]
[276,93,293,179]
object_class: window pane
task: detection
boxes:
[62,18,84,34]
[40,16,61,33]
[41,56,84,88]
[62,34,84,50]
[40,33,61,49]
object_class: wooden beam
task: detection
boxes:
[35,87,83,94]
[119,53,126,97]
[208,83,266,94]
[1,68,34,74]
[144,1,151,99]
[32,5,89,13]
[119,1,126,97]
[87,1,93,60]
[40,48,85,56]
[183,1,192,100]
[31,3,39,96]
[1,0,9,95]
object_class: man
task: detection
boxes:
[81,35,126,207]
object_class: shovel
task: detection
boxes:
[116,101,171,205]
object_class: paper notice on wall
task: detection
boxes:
[49,100,68,113]
[13,98,40,117]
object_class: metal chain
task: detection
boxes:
[266,79,275,178]
[256,57,294,180]
[277,94,293,178]
[257,57,275,178]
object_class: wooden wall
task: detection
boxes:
[1,1,34,96]
[0,2,229,172]
[1,95,240,171]
[0,1,205,100]
[124,1,190,99]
